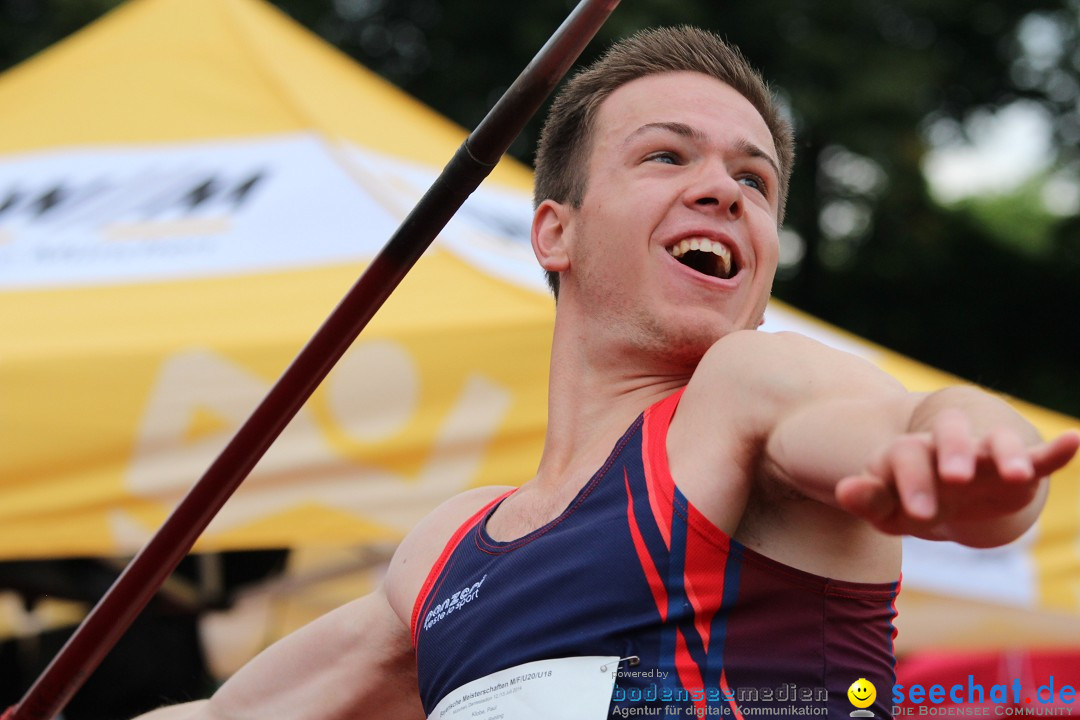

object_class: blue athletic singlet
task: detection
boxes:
[412,390,900,718]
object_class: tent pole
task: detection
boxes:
[6,1,618,718]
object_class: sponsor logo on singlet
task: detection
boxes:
[423,575,487,632]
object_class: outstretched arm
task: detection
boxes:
[133,587,423,720]
[763,340,1077,546]
[700,330,1078,548]
[127,485,512,720]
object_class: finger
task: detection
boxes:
[890,437,937,520]
[836,474,897,525]
[1030,430,1080,477]
[987,428,1035,481]
[933,409,976,481]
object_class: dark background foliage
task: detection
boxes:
[2,0,1078,416]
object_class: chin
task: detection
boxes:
[625,306,747,369]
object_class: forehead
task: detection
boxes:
[591,71,776,160]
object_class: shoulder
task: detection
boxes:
[670,330,908,496]
[695,329,894,384]
[384,485,514,626]
[688,330,906,417]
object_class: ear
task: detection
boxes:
[531,199,571,274]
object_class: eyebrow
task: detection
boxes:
[624,121,781,185]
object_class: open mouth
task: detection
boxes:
[668,237,737,280]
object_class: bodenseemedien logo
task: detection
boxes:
[848,678,877,717]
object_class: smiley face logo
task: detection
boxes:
[847,678,876,709]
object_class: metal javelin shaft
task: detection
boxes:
[7,1,619,717]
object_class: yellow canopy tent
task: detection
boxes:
[0,0,1078,656]
[0,0,550,557]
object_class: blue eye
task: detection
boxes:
[646,151,680,165]
[739,174,767,195]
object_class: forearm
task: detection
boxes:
[207,593,422,720]
[130,592,423,720]
[133,701,211,720]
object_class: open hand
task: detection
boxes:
[835,409,1080,544]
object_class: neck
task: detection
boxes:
[533,311,691,490]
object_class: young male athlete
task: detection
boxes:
[135,26,1078,720]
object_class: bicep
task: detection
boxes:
[694,331,916,505]
[208,589,423,720]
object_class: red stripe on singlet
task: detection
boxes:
[410,490,514,648]
[624,469,669,620]
[641,388,685,550]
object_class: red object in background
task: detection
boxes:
[895,649,1080,713]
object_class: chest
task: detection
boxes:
[413,481,668,713]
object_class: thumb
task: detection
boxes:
[836,475,897,525]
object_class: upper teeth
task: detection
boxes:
[668,237,733,276]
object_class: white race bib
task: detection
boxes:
[429,656,619,719]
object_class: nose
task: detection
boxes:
[685,166,743,219]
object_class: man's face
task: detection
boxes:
[547,71,782,368]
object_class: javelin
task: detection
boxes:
[5,1,619,717]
